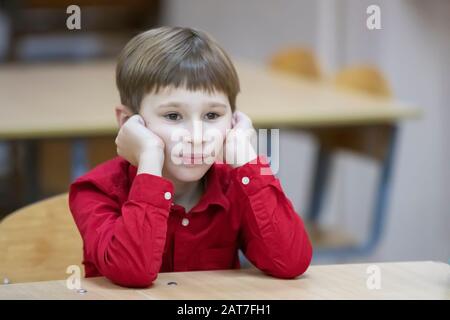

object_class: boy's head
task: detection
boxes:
[115,26,240,183]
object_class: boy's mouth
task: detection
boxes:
[181,153,204,164]
[183,154,203,161]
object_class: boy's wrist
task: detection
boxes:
[230,142,257,168]
[137,150,163,176]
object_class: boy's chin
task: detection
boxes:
[169,163,212,182]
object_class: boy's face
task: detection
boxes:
[139,86,232,183]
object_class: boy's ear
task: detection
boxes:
[115,104,133,127]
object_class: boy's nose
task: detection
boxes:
[183,134,204,157]
[187,120,204,146]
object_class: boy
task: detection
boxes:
[69,26,312,288]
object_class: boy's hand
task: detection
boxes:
[224,111,257,168]
[115,114,165,176]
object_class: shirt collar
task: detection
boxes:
[127,161,230,213]
[190,162,230,213]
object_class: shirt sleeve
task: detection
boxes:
[69,173,173,288]
[230,155,313,279]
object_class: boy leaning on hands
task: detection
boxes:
[69,26,312,288]
[115,110,258,177]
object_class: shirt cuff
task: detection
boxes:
[231,155,276,196]
[128,173,174,210]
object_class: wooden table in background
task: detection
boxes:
[0,60,419,138]
[0,60,422,258]
[0,261,448,300]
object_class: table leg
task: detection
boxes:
[21,140,40,204]
[306,145,332,223]
[313,125,399,258]
[70,138,89,181]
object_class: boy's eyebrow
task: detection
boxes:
[156,102,186,109]
[207,103,227,109]
[156,102,228,109]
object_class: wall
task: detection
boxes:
[160,0,450,263]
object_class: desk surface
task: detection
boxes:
[0,261,448,300]
[0,60,420,139]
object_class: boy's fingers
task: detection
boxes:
[138,114,147,127]
[126,114,150,129]
[235,112,253,130]
[235,111,245,122]
[238,111,250,122]
[232,112,241,127]
[126,114,137,124]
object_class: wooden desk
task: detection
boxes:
[0,261,448,300]
[0,60,420,139]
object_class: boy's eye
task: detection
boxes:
[205,112,220,120]
[164,113,182,121]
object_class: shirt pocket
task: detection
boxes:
[200,245,237,271]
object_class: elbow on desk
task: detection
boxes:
[108,271,158,288]
[269,260,311,279]
[102,265,158,288]
[268,242,313,279]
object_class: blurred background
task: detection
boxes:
[0,0,449,283]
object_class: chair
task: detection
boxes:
[0,193,83,283]
[334,65,391,97]
[269,47,322,80]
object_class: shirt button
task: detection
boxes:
[164,192,172,200]
[181,218,189,227]
[241,176,250,185]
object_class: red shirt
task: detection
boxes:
[69,155,313,288]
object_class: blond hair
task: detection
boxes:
[116,26,240,113]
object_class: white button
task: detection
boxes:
[181,218,189,227]
[241,176,250,185]
[164,192,172,200]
